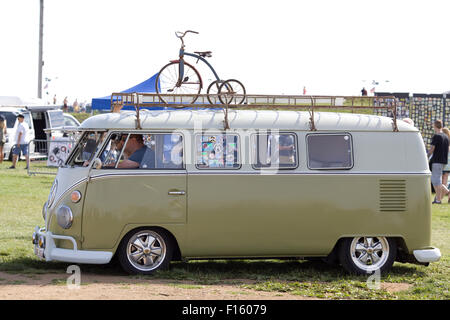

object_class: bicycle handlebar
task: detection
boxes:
[175,30,199,39]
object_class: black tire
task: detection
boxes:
[155,61,202,105]
[117,227,174,275]
[218,79,246,105]
[8,147,13,161]
[206,80,225,105]
[339,236,397,275]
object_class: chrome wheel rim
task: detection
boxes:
[350,237,389,273]
[126,231,166,272]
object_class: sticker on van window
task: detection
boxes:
[196,134,239,169]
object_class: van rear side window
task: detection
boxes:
[252,133,297,169]
[307,133,353,169]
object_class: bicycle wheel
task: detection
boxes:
[206,80,225,105]
[218,79,246,105]
[155,61,202,105]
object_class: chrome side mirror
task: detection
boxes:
[93,158,102,169]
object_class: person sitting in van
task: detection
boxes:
[104,134,147,169]
[279,134,295,165]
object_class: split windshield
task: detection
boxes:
[67,131,106,166]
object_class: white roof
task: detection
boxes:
[79,109,417,132]
[0,96,46,107]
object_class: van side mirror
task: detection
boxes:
[93,158,102,169]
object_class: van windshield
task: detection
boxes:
[67,131,106,166]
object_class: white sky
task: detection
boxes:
[0,0,449,105]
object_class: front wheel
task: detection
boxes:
[339,236,397,275]
[117,228,173,275]
[155,61,202,105]
[206,80,226,105]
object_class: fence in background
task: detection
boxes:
[375,92,450,148]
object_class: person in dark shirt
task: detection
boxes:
[118,134,146,168]
[427,120,449,203]
[103,134,146,169]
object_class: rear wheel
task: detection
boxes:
[218,79,246,105]
[118,228,173,275]
[339,236,396,275]
[155,61,202,105]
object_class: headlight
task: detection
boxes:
[48,179,58,207]
[42,201,48,220]
[56,205,73,229]
[38,235,45,248]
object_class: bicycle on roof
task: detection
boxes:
[155,30,246,105]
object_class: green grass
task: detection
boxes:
[69,112,97,124]
[0,160,448,299]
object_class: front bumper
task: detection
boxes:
[413,247,441,263]
[32,226,113,264]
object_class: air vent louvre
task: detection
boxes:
[379,179,406,212]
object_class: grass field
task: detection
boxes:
[0,160,449,300]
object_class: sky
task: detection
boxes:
[0,0,449,105]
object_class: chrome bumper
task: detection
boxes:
[413,247,441,263]
[32,226,113,264]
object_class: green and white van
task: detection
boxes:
[32,108,441,275]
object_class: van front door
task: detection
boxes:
[81,132,187,251]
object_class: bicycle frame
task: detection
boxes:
[177,47,221,86]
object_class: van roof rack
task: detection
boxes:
[110,93,399,131]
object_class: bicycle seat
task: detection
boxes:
[194,51,212,58]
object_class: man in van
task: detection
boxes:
[104,134,147,169]
[428,119,449,204]
[9,114,29,169]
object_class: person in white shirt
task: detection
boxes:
[9,114,29,169]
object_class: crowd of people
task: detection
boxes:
[55,95,90,113]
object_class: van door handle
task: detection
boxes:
[168,190,186,196]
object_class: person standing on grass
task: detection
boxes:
[0,115,7,164]
[9,114,29,170]
[428,120,449,204]
[441,127,450,190]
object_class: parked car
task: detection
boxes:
[32,106,441,275]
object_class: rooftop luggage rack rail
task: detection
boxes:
[110,93,399,131]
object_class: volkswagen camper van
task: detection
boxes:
[32,96,441,275]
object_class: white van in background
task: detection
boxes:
[0,106,72,159]
[26,106,66,154]
[0,107,35,160]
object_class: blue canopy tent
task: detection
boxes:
[91,73,164,111]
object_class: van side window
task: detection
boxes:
[100,133,184,169]
[252,133,297,169]
[307,133,353,169]
[141,134,184,169]
[195,134,240,169]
